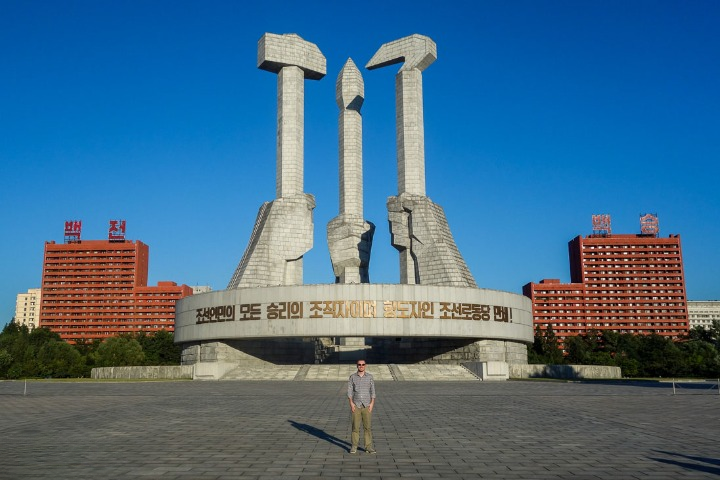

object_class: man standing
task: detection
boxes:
[347,360,376,454]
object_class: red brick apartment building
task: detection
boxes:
[523,230,689,343]
[39,239,192,343]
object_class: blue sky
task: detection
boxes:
[2,0,719,326]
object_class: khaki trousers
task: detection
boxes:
[351,406,373,449]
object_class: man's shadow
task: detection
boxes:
[288,420,351,450]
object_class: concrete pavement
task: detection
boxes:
[1,379,718,479]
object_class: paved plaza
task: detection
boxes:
[1,378,719,479]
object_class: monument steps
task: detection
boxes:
[221,365,301,381]
[217,364,479,381]
[395,364,479,381]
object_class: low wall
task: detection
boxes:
[510,364,622,380]
[463,361,510,381]
[91,366,194,380]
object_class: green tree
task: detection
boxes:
[636,334,684,377]
[563,334,591,364]
[528,325,545,363]
[0,323,34,378]
[0,325,70,378]
[74,338,103,373]
[687,326,714,344]
[136,330,180,365]
[615,355,640,377]
[0,323,186,377]
[28,326,62,349]
[678,340,720,377]
[528,325,565,364]
[525,321,720,378]
[0,323,24,378]
[708,320,720,350]
[92,336,145,367]
[0,348,13,377]
[601,331,641,377]
[37,340,86,378]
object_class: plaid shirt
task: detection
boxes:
[348,372,376,407]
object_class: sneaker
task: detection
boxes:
[349,447,357,454]
[366,448,376,454]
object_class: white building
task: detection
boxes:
[191,286,212,294]
[687,301,720,330]
[14,288,42,330]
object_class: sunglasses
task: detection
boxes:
[357,363,366,366]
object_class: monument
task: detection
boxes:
[175,33,533,379]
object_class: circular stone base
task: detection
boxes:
[175,284,533,345]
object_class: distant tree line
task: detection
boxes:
[529,321,720,378]
[0,322,181,379]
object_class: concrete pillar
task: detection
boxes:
[277,66,305,198]
[257,33,326,198]
[338,59,364,217]
[396,69,425,195]
[328,58,375,285]
[367,34,436,196]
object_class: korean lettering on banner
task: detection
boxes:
[308,301,376,318]
[108,220,126,241]
[195,305,235,324]
[308,301,324,318]
[321,301,338,318]
[64,220,82,236]
[308,301,344,318]
[383,301,434,319]
[64,220,82,242]
[439,302,491,321]
[237,303,261,321]
[267,302,303,319]
[346,301,376,318]
[191,300,513,324]
[493,306,512,323]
